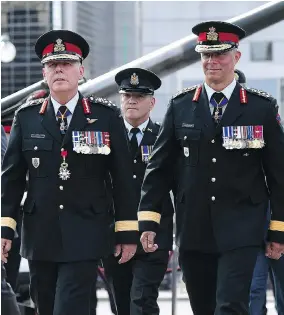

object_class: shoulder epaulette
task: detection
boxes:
[172,85,198,99]
[245,87,274,101]
[88,95,117,109]
[16,98,45,114]
[155,121,161,126]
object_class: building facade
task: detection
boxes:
[1,1,139,98]
[1,1,52,97]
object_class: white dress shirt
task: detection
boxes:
[51,92,79,125]
[204,79,236,114]
[124,118,150,146]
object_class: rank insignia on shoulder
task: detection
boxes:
[89,96,116,109]
[172,85,198,99]
[18,98,46,114]
[29,98,45,105]
[245,87,273,100]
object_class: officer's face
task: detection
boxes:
[201,50,241,83]
[120,93,155,124]
[42,61,84,95]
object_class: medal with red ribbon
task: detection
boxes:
[59,149,71,180]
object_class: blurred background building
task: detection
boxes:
[1,1,284,120]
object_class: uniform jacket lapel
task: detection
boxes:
[195,85,215,136]
[131,119,157,158]
[215,82,244,135]
[140,119,158,147]
[40,97,62,144]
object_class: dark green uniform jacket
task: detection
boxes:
[138,82,284,252]
[2,93,138,261]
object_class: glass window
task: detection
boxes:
[250,41,273,62]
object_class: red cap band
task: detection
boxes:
[42,42,82,57]
[198,32,239,43]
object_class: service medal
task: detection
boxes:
[102,145,111,155]
[59,150,71,180]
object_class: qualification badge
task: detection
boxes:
[184,147,189,157]
[32,158,40,168]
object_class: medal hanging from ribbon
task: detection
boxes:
[211,93,228,124]
[59,150,71,180]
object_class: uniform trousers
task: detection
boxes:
[1,263,21,315]
[250,251,284,315]
[29,260,98,315]
[179,246,260,315]
[104,249,169,315]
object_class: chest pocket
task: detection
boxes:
[176,128,201,166]
[22,139,53,177]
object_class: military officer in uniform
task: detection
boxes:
[1,30,138,315]
[104,68,174,315]
[138,21,284,315]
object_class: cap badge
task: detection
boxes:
[130,73,139,86]
[54,38,66,52]
[207,27,218,41]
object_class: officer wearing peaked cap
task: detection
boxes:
[1,30,138,315]
[103,68,174,315]
[115,67,162,94]
[138,21,284,315]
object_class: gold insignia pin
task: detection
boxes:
[207,27,218,41]
[54,38,66,52]
[86,118,98,124]
[147,128,153,132]
[130,73,139,85]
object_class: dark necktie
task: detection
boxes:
[130,128,140,157]
[211,92,228,124]
[56,105,71,135]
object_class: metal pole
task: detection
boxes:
[2,1,284,110]
[79,0,284,98]
[1,80,46,111]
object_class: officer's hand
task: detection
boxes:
[1,238,12,263]
[114,244,137,264]
[140,231,158,253]
[265,242,284,260]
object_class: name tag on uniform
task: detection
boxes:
[72,131,111,155]
[31,133,46,139]
[222,125,265,150]
[182,123,195,128]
